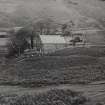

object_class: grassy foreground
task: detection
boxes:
[0,89,88,105]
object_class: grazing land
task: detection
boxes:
[0,46,105,104]
[0,46,105,85]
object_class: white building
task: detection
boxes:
[35,35,68,53]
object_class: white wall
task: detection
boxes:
[43,43,67,53]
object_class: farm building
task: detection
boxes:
[32,33,90,54]
[33,35,68,53]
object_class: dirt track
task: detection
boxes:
[0,81,105,104]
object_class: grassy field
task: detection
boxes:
[0,46,104,105]
[0,46,105,86]
[50,46,105,57]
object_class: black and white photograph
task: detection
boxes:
[0,0,105,105]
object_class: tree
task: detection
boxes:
[61,20,75,36]
[6,27,35,57]
[33,18,59,35]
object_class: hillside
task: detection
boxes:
[0,0,105,28]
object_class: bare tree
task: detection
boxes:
[61,20,75,36]
[33,18,59,35]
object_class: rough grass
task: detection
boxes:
[0,46,105,86]
[1,64,105,87]
[0,89,87,105]
[50,46,105,57]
